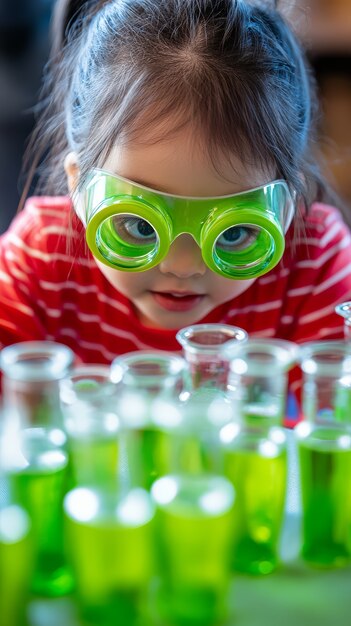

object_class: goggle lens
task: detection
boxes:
[215,224,260,252]
[213,225,275,275]
[96,213,160,268]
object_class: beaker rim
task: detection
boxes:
[176,323,247,354]
[223,338,299,377]
[110,350,186,385]
[60,364,116,403]
[299,340,351,375]
[0,341,74,381]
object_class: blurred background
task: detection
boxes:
[0,0,350,233]
[0,0,54,232]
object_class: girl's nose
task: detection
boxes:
[158,234,207,278]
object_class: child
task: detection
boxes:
[0,0,350,394]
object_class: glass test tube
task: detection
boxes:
[0,341,74,597]
[220,338,298,575]
[61,364,155,625]
[295,340,351,568]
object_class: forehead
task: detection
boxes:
[102,127,274,197]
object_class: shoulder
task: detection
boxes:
[0,195,85,258]
[279,202,351,339]
[285,202,351,267]
[3,195,73,237]
[302,201,343,226]
[0,195,96,289]
[297,201,349,242]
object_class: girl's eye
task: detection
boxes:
[216,225,260,251]
[112,215,157,245]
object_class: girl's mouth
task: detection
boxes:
[150,291,205,312]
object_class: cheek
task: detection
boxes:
[211,277,256,302]
[95,260,146,296]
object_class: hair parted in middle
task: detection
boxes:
[28,0,327,211]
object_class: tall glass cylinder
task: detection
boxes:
[64,486,155,625]
[176,323,247,390]
[0,414,33,626]
[176,323,247,474]
[111,350,235,625]
[111,351,186,490]
[150,375,235,625]
[0,341,74,596]
[220,338,298,575]
[61,364,155,625]
[151,474,235,626]
[60,365,121,489]
[295,340,351,567]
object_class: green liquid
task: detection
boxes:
[10,428,73,596]
[223,433,287,575]
[298,429,351,567]
[173,433,222,475]
[0,505,32,626]
[151,474,234,626]
[64,487,155,624]
[68,435,119,488]
[126,426,222,491]
[125,427,173,490]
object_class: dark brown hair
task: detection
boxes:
[24,0,330,211]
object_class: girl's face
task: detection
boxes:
[67,129,273,329]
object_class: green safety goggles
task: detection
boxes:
[77,169,295,279]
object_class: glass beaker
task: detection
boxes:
[0,502,32,626]
[64,486,155,625]
[60,365,121,489]
[151,474,235,626]
[61,364,155,624]
[176,323,247,475]
[176,323,247,390]
[111,349,236,625]
[0,414,33,626]
[151,388,235,626]
[295,340,351,567]
[220,338,298,575]
[110,351,186,490]
[0,341,74,596]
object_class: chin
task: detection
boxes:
[138,308,209,330]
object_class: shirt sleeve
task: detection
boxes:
[281,204,351,418]
[0,208,48,348]
[285,204,351,345]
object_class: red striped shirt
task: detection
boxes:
[0,196,350,373]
